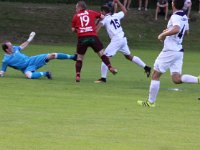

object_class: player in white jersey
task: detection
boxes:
[137,0,200,107]
[95,0,151,83]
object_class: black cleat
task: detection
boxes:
[94,78,106,83]
[144,66,151,78]
[72,54,77,61]
[46,71,52,80]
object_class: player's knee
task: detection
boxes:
[77,54,84,61]
[97,50,104,57]
[124,55,132,61]
[172,80,182,84]
[171,73,182,84]
[172,76,182,84]
[25,71,32,79]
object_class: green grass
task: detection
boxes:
[0,45,200,150]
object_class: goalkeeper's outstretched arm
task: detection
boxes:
[20,32,36,50]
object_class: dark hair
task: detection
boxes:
[101,5,111,14]
[77,1,87,10]
[2,42,8,52]
[173,0,184,10]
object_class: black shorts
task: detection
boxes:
[158,7,166,15]
[77,36,103,55]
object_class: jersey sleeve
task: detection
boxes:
[1,61,8,72]
[171,15,181,28]
[116,11,125,20]
[19,46,22,51]
[90,10,101,19]
[171,14,189,32]
[13,46,22,52]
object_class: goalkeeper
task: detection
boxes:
[0,32,76,79]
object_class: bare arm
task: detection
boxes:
[20,41,30,50]
[95,14,104,26]
[0,62,8,77]
[96,22,103,33]
[71,27,76,33]
[95,13,105,32]
[20,32,36,50]
[158,25,180,42]
[114,0,127,15]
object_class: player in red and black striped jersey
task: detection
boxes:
[71,0,117,82]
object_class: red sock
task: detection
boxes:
[101,55,112,69]
[76,60,82,75]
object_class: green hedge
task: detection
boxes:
[0,0,102,4]
[0,0,199,9]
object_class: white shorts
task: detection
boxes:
[104,37,131,57]
[154,51,183,75]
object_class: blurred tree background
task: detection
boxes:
[0,0,199,10]
[0,0,199,49]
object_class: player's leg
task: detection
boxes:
[121,38,145,68]
[199,0,200,13]
[127,0,132,10]
[148,70,162,104]
[144,0,148,11]
[25,71,52,79]
[137,51,172,107]
[164,5,168,20]
[171,73,198,84]
[27,54,52,79]
[125,54,151,77]
[170,54,199,84]
[155,6,159,20]
[75,37,87,82]
[95,40,119,83]
[137,70,161,107]
[47,53,77,61]
[181,75,199,83]
[97,51,117,75]
[138,0,142,10]
[91,36,117,75]
[75,54,84,82]
[95,61,108,83]
[121,39,151,77]
[123,0,127,8]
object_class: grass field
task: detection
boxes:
[0,44,200,150]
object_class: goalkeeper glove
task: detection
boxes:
[27,32,36,42]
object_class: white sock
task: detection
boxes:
[101,62,108,78]
[148,80,160,103]
[181,74,198,83]
[132,56,146,68]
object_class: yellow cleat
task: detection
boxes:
[137,100,156,108]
